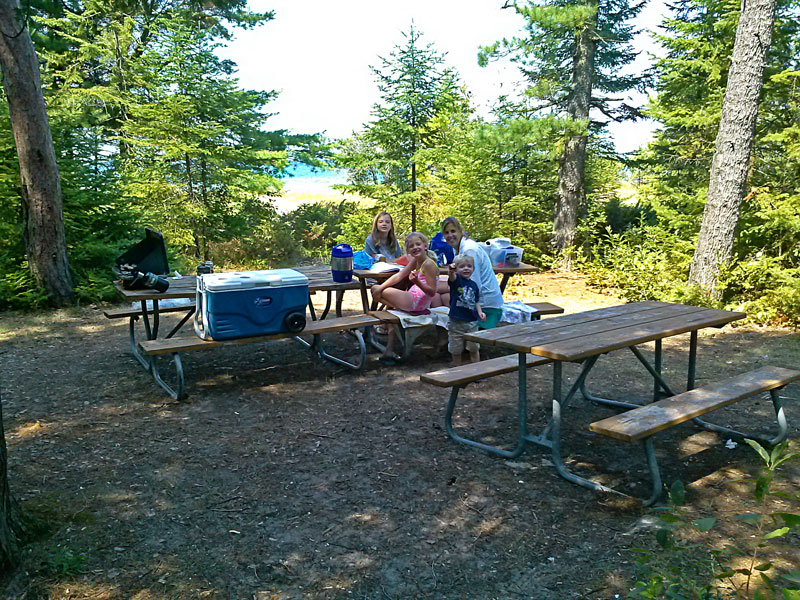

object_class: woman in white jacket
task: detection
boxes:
[439,216,504,329]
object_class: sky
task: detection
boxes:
[218,0,668,177]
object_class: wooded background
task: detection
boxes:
[1,0,799,326]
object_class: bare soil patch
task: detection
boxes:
[1,271,798,599]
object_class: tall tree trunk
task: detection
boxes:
[411,140,417,232]
[0,0,73,305]
[0,390,22,571]
[553,10,597,267]
[688,0,777,294]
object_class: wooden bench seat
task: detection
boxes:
[420,353,554,460]
[137,313,380,400]
[589,366,800,442]
[103,303,195,319]
[522,302,564,317]
[588,365,800,504]
[420,354,552,388]
[139,313,379,356]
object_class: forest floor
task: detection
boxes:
[1,270,799,599]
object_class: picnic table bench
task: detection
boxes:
[138,313,380,400]
[588,365,800,503]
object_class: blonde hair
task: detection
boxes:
[452,254,474,268]
[405,232,438,262]
[371,211,397,250]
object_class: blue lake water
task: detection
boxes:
[283,162,348,194]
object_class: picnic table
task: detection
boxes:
[108,265,373,399]
[352,261,537,313]
[460,301,761,502]
[111,265,362,369]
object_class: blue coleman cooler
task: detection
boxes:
[330,243,353,283]
[193,269,308,340]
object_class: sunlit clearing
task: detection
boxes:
[474,516,503,536]
[678,431,719,458]
[47,581,118,599]
[9,420,48,440]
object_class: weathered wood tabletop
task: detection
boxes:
[467,301,746,361]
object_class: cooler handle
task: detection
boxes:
[193,277,211,340]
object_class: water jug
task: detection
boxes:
[331,243,354,283]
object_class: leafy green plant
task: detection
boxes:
[629,441,800,599]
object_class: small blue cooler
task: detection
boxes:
[194,269,309,340]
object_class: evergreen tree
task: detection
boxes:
[0,0,73,305]
[339,25,470,231]
[481,0,646,263]
[118,17,285,259]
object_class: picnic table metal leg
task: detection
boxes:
[165,307,195,339]
[443,353,529,458]
[654,339,663,401]
[319,291,333,320]
[499,274,511,294]
[129,299,166,370]
[294,329,367,370]
[549,361,625,498]
[687,330,698,390]
[307,294,318,321]
[580,345,675,409]
[128,315,150,370]
[359,279,371,313]
[147,352,186,400]
[642,438,664,506]
[335,290,345,317]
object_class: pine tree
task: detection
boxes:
[339,25,470,231]
[481,0,646,264]
[0,0,73,305]
[118,17,285,259]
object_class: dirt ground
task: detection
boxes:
[0,271,799,599]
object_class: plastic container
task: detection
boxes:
[503,245,524,268]
[194,269,308,340]
[331,243,354,283]
[488,244,524,268]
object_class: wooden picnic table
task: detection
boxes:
[463,300,746,497]
[352,261,537,313]
[112,265,362,369]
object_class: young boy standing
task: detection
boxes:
[447,254,486,365]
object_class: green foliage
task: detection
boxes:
[579,224,708,304]
[629,441,800,599]
[338,25,471,227]
[281,200,359,260]
[479,0,648,124]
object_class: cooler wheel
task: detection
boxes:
[284,312,306,333]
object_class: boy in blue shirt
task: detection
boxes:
[448,254,486,365]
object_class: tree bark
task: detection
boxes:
[553,9,597,266]
[0,390,21,572]
[0,1,73,305]
[688,0,777,293]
